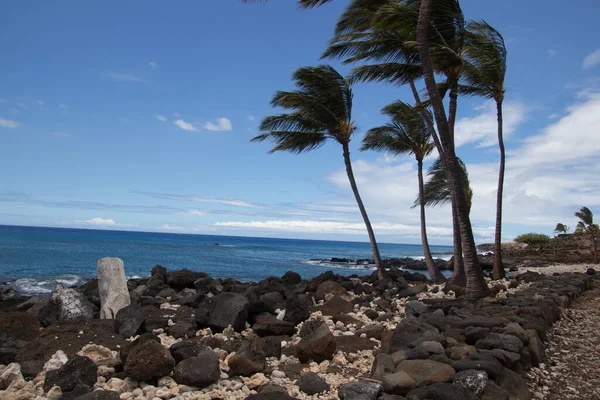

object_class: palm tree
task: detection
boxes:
[417,157,472,287]
[415,0,489,299]
[460,21,507,280]
[251,65,385,280]
[554,223,570,235]
[361,101,445,283]
[575,207,599,264]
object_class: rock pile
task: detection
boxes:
[0,262,595,400]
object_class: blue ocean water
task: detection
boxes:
[0,225,453,295]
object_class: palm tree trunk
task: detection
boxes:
[447,78,458,151]
[492,99,506,280]
[448,202,466,287]
[342,143,385,280]
[592,234,599,264]
[418,159,446,283]
[416,0,489,300]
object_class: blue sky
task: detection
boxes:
[2,0,600,245]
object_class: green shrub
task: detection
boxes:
[514,233,551,245]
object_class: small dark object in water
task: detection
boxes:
[214,243,219,246]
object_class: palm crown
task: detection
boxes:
[251,65,356,152]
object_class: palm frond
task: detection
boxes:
[415,157,471,208]
[575,206,594,226]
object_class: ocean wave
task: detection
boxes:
[300,259,376,271]
[13,274,84,295]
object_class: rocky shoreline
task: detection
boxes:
[0,261,596,400]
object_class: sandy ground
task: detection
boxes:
[517,263,597,275]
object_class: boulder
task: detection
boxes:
[196,292,249,332]
[120,333,160,365]
[475,333,524,354]
[39,285,95,326]
[406,383,479,400]
[43,355,98,393]
[114,304,146,338]
[452,355,503,380]
[299,320,324,338]
[398,285,425,298]
[228,337,266,376]
[172,348,220,388]
[97,257,131,319]
[382,371,416,395]
[123,339,176,381]
[355,324,385,340]
[383,317,437,354]
[282,271,301,286]
[253,315,296,337]
[297,324,336,363]
[317,296,354,316]
[283,294,310,326]
[495,367,532,400]
[297,372,330,395]
[316,281,349,301]
[370,353,395,381]
[245,392,300,400]
[405,301,428,317]
[167,318,197,339]
[452,369,488,396]
[338,382,382,400]
[166,269,209,290]
[394,360,455,386]
[259,336,283,358]
[169,341,208,363]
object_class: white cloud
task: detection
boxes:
[74,217,132,227]
[102,72,143,82]
[548,113,560,120]
[37,100,45,106]
[184,209,206,216]
[160,224,187,231]
[248,114,256,122]
[454,101,526,148]
[582,48,600,70]
[204,117,232,131]
[148,61,159,69]
[173,112,182,118]
[155,115,168,122]
[0,117,19,129]
[17,102,28,110]
[53,132,73,137]
[547,49,557,57]
[215,220,454,237]
[59,104,68,110]
[174,119,199,132]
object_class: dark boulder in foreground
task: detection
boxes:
[123,339,176,381]
[196,292,249,332]
[296,323,336,363]
[173,348,220,388]
[39,285,96,327]
[298,372,330,394]
[114,304,146,338]
[338,381,383,400]
[43,354,98,393]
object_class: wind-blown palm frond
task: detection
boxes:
[415,157,471,208]
[361,101,435,160]
[253,65,356,150]
[461,20,507,101]
[575,206,594,227]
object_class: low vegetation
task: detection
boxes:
[514,233,551,245]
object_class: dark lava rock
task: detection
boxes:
[143,305,195,333]
[364,309,379,320]
[169,341,207,363]
[60,384,93,400]
[282,271,302,286]
[405,301,428,317]
[338,381,383,400]
[459,316,504,329]
[480,381,509,400]
[404,346,429,360]
[245,392,300,400]
[297,372,330,395]
[398,285,425,298]
[228,336,266,376]
[495,367,532,400]
[317,295,354,316]
[355,324,385,340]
[44,355,98,393]
[123,339,176,381]
[114,304,146,338]
[166,269,209,290]
[451,355,503,380]
[259,336,284,358]
[72,391,121,400]
[463,327,490,345]
[39,285,96,327]
[253,315,296,337]
[406,382,478,400]
[383,317,437,354]
[120,333,160,365]
[172,348,220,388]
[475,333,524,354]
[394,360,455,386]
[299,320,324,338]
[452,369,489,396]
[196,292,249,332]
[167,319,197,339]
[370,353,395,381]
[283,294,311,326]
[297,323,336,363]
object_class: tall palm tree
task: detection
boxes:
[251,65,385,280]
[361,101,445,283]
[575,207,599,264]
[416,0,489,299]
[416,157,472,287]
[462,21,507,280]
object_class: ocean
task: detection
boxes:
[0,225,453,295]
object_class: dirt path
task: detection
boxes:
[526,278,600,399]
